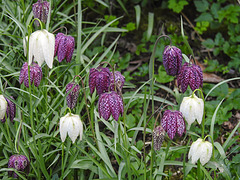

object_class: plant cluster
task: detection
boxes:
[0,0,239,179]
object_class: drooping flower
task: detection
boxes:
[19,62,43,88]
[180,93,204,128]
[0,95,7,119]
[161,110,185,140]
[23,29,55,69]
[177,62,203,93]
[109,71,125,92]
[32,0,50,26]
[1,96,16,123]
[89,67,111,95]
[98,91,124,121]
[55,33,75,63]
[152,125,165,151]
[188,138,213,165]
[8,154,30,178]
[163,45,182,76]
[60,113,83,143]
[66,82,80,109]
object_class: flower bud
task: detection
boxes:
[180,93,204,128]
[0,95,7,119]
[23,29,55,68]
[8,154,29,178]
[66,82,80,109]
[89,67,111,95]
[19,62,43,88]
[60,113,83,143]
[188,138,212,165]
[177,62,203,93]
[98,91,124,121]
[109,71,125,92]
[55,33,75,63]
[152,125,165,151]
[161,110,185,140]
[163,45,182,76]
[1,96,16,123]
[32,0,50,26]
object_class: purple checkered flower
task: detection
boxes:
[163,45,182,76]
[89,67,111,95]
[109,71,125,92]
[19,62,43,88]
[66,82,80,109]
[177,62,203,93]
[32,0,50,26]
[55,33,75,63]
[8,154,29,178]
[152,125,165,151]
[1,96,16,123]
[161,110,185,140]
[98,91,124,121]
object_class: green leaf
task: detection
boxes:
[194,0,209,12]
[155,65,174,83]
[168,0,189,13]
[195,12,213,22]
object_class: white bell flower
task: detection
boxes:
[0,95,7,119]
[180,93,204,128]
[23,29,55,69]
[188,138,213,165]
[60,113,83,143]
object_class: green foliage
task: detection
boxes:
[168,0,189,13]
[155,65,175,83]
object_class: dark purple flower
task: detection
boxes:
[163,45,182,76]
[19,62,43,88]
[89,67,111,95]
[32,0,50,26]
[161,110,185,140]
[8,154,29,178]
[66,82,80,109]
[109,71,125,92]
[1,96,16,123]
[55,33,75,63]
[177,62,203,93]
[98,91,124,121]
[153,125,165,151]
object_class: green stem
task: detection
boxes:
[75,0,82,74]
[61,143,64,179]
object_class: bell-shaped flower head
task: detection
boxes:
[180,93,204,129]
[163,45,182,76]
[55,33,75,63]
[23,29,55,69]
[177,62,203,93]
[161,110,185,140]
[0,95,7,119]
[188,138,213,165]
[152,125,165,151]
[19,62,43,88]
[60,113,83,143]
[8,154,30,178]
[32,0,50,26]
[1,96,16,123]
[66,82,80,109]
[89,67,111,95]
[109,71,125,92]
[98,91,124,121]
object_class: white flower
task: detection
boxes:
[180,93,204,128]
[23,29,55,69]
[0,95,7,119]
[188,138,213,165]
[59,113,83,143]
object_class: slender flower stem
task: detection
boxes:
[192,89,205,138]
[73,75,96,142]
[52,26,68,34]
[61,142,64,179]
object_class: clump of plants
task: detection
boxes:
[0,0,239,179]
